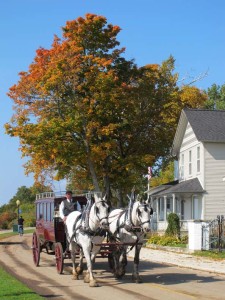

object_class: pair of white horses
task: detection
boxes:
[65,192,152,287]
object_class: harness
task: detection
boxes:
[69,200,108,245]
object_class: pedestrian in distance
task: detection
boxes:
[18,216,24,236]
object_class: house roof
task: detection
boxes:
[148,180,178,196]
[172,109,225,156]
[149,178,204,197]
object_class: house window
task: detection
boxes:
[175,198,182,219]
[192,195,202,219]
[180,154,184,179]
[158,198,165,221]
[166,197,173,218]
[197,146,200,173]
[189,150,192,175]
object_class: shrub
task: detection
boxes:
[165,213,180,238]
[146,234,187,247]
[0,212,17,229]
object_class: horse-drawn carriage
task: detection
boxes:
[32,191,87,273]
[32,190,153,286]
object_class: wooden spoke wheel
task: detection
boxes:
[55,242,64,274]
[32,232,40,267]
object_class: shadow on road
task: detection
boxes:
[0,241,23,245]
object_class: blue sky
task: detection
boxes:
[1,0,225,205]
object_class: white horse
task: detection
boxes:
[66,193,109,287]
[108,196,152,283]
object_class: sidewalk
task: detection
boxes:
[129,245,225,275]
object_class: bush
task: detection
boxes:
[0,212,17,229]
[165,213,180,238]
[146,234,187,247]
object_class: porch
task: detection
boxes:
[149,178,205,233]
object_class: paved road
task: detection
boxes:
[1,234,225,300]
[130,246,225,276]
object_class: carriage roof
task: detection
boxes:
[35,191,101,205]
[35,191,89,205]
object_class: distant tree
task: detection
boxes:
[204,83,225,110]
[9,186,35,206]
[0,184,50,228]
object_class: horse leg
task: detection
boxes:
[90,245,101,264]
[70,242,79,280]
[132,245,142,283]
[112,250,123,279]
[118,248,127,278]
[76,248,84,275]
[83,247,98,287]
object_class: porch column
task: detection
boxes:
[156,197,159,221]
[164,196,167,221]
[172,194,176,213]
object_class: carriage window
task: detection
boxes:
[39,203,43,220]
[46,202,51,221]
[51,202,54,219]
[36,203,40,220]
[43,203,47,221]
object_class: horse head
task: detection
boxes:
[132,198,152,233]
[93,193,109,230]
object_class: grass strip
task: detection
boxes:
[0,267,43,300]
[0,229,34,240]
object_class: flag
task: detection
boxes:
[147,166,152,180]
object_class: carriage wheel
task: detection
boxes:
[55,243,64,274]
[32,232,40,267]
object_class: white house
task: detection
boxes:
[149,108,225,233]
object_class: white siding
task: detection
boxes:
[178,123,204,185]
[204,142,225,220]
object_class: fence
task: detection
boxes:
[202,215,225,251]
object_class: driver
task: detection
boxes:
[59,190,81,223]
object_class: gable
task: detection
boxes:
[180,122,198,153]
[172,109,225,157]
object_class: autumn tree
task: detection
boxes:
[5,14,207,205]
[150,161,175,187]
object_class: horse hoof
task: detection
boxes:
[76,266,83,275]
[89,280,99,287]
[72,275,78,280]
[115,273,123,279]
[84,275,90,283]
[132,275,143,283]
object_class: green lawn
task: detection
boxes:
[0,230,42,299]
[0,267,43,300]
[0,229,34,240]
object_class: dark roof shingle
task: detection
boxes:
[184,109,225,142]
[150,178,204,196]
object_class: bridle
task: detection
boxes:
[94,200,109,223]
[135,203,151,227]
